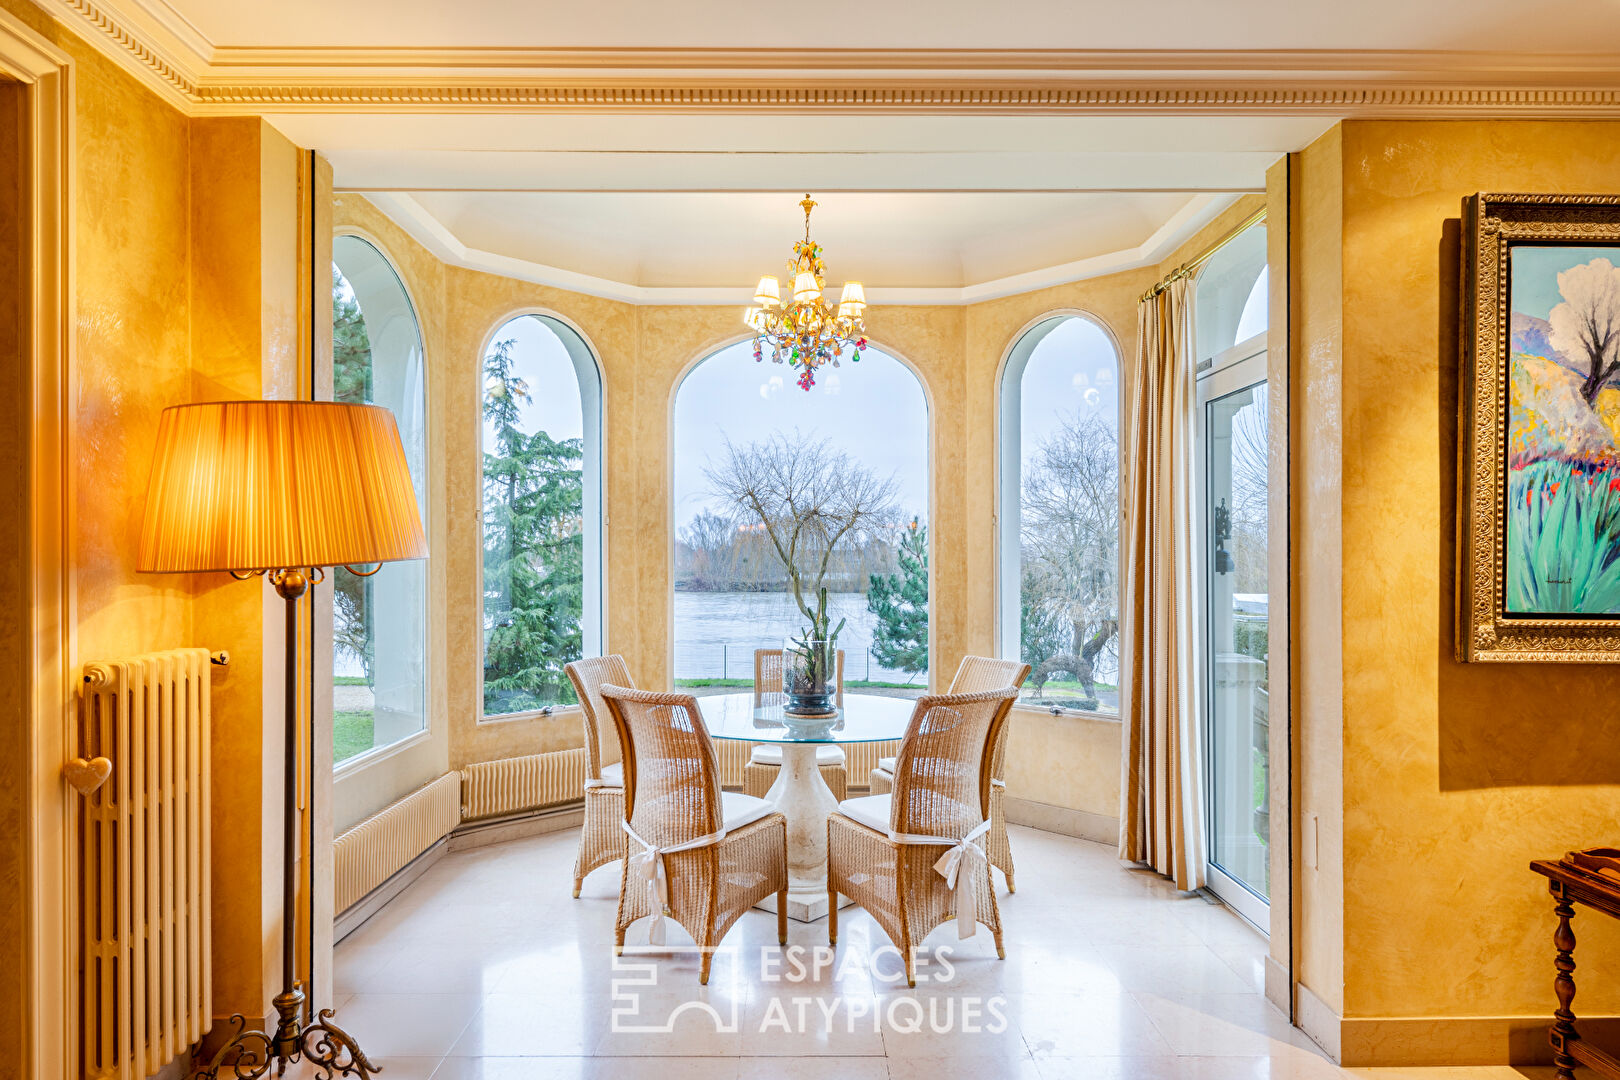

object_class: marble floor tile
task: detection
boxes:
[321,824,1530,1080]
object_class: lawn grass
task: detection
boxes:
[334,675,369,686]
[334,710,374,764]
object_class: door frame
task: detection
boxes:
[1,10,75,1079]
[1196,334,1270,933]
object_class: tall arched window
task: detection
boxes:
[480,314,603,717]
[672,341,931,697]
[331,236,429,765]
[998,315,1122,715]
[1195,221,1268,368]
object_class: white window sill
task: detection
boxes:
[1012,701,1123,724]
[334,726,433,780]
[479,703,582,726]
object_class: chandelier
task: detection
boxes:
[744,195,867,391]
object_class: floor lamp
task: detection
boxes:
[139,400,427,1079]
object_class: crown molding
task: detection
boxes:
[359,191,1238,306]
[30,0,1620,117]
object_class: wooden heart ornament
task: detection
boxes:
[62,756,112,796]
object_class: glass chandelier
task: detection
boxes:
[744,195,867,391]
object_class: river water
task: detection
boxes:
[673,589,926,685]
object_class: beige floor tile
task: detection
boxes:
[333,992,483,1059]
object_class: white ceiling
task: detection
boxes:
[275,113,1322,300]
[401,190,1210,290]
[142,0,1620,54]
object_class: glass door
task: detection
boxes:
[1198,344,1270,930]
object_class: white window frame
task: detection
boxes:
[995,311,1125,721]
[330,233,433,775]
[476,311,605,723]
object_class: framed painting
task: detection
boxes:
[1459,193,1620,661]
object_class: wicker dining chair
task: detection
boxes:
[563,655,637,898]
[868,656,1030,890]
[742,648,848,801]
[599,685,788,983]
[828,687,1019,987]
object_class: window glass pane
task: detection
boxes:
[1195,223,1268,363]
[481,315,591,715]
[672,341,930,699]
[1205,380,1270,899]
[1012,317,1121,714]
[331,236,428,766]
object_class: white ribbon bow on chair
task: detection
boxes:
[889,819,992,940]
[622,821,725,945]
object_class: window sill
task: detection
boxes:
[479,703,582,726]
[334,726,433,781]
[1012,702,1123,724]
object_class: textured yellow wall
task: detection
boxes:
[1330,120,1620,1024]
[1295,125,1348,1018]
[0,0,306,1039]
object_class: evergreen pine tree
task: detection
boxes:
[481,338,585,712]
[867,518,929,679]
[332,269,374,680]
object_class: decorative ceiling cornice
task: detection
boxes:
[32,0,1620,117]
[186,84,1620,116]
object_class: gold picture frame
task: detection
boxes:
[1458,192,1620,662]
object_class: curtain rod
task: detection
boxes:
[1140,206,1267,303]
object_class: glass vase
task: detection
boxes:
[782,636,837,717]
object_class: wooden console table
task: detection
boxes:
[1533,858,1620,1079]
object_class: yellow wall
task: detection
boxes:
[1296,119,1620,1056]
[0,0,308,1045]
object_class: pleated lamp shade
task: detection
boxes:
[138,400,428,574]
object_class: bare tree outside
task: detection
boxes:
[1020,410,1120,707]
[705,430,901,638]
[1548,257,1620,405]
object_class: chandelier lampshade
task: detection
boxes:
[138,399,427,575]
[744,194,867,391]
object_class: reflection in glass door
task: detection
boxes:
[1200,351,1270,928]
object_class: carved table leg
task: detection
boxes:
[1553,889,1580,1080]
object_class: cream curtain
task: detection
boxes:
[1119,276,1206,891]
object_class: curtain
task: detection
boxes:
[1119,276,1206,891]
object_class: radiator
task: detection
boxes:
[75,648,213,1080]
[334,772,461,913]
[461,747,587,821]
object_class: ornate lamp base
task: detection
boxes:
[198,987,380,1079]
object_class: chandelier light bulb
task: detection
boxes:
[754,276,781,307]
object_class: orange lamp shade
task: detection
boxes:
[138,400,428,574]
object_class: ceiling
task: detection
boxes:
[396,190,1217,291]
[127,0,1620,55]
[63,0,1619,301]
[283,113,1325,301]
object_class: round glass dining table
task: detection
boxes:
[700,692,914,922]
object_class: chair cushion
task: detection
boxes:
[836,794,892,834]
[721,791,775,834]
[749,744,847,766]
[595,761,624,788]
[875,756,896,775]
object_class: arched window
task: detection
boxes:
[331,236,429,765]
[480,314,603,717]
[1195,221,1268,368]
[998,315,1122,715]
[672,341,931,697]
